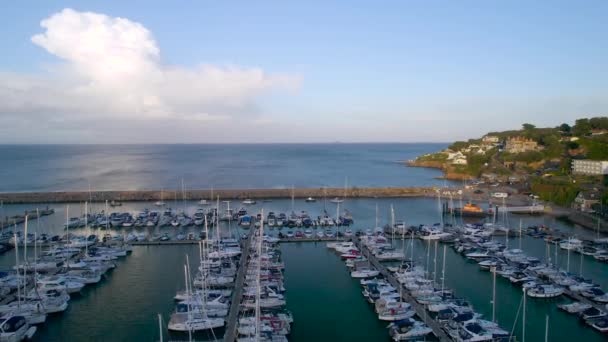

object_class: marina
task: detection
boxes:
[0,197,606,341]
[2,2,607,340]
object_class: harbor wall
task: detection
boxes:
[0,187,440,204]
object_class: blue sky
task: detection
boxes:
[0,1,607,143]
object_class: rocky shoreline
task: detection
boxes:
[405,160,473,181]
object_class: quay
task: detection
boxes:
[223,233,254,342]
[355,240,452,342]
[0,207,55,230]
[0,187,440,204]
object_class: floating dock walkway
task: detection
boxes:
[223,233,254,342]
[356,240,452,342]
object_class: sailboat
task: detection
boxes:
[330,177,348,203]
[155,189,166,207]
[168,262,224,332]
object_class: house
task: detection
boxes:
[452,156,468,165]
[505,137,540,153]
[505,137,539,153]
[591,129,607,136]
[482,135,500,144]
[480,172,498,182]
[574,191,601,212]
[446,151,465,161]
[572,160,608,175]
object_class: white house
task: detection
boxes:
[452,156,468,165]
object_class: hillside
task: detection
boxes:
[408,117,608,207]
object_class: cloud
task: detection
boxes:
[0,8,300,126]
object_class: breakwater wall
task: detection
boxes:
[0,187,442,204]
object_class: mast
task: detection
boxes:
[256,209,264,342]
[544,315,549,342]
[216,196,220,241]
[14,231,20,309]
[410,230,414,262]
[35,210,39,271]
[579,251,583,277]
[441,244,446,294]
[567,237,571,272]
[158,314,164,342]
[375,203,378,229]
[519,219,522,250]
[390,205,395,247]
[438,190,443,227]
[183,264,192,339]
[522,288,527,342]
[291,185,295,212]
[85,201,89,256]
[433,240,438,283]
[66,205,70,244]
[181,177,186,213]
[204,215,209,242]
[24,215,28,268]
[105,200,109,230]
[426,239,431,279]
[491,266,496,322]
[336,201,340,235]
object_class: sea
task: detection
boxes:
[0,143,448,192]
[0,144,606,342]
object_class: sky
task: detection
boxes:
[0,1,607,143]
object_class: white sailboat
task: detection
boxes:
[155,189,166,207]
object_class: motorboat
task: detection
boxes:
[388,318,433,341]
[0,315,37,341]
[526,284,563,298]
[558,302,591,314]
[351,269,380,279]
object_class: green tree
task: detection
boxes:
[559,123,571,133]
[448,141,468,151]
[522,123,536,130]
[567,141,579,149]
[573,118,592,136]
[590,117,608,130]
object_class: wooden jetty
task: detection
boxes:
[356,240,452,342]
[223,233,254,342]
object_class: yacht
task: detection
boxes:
[168,306,224,332]
[330,197,343,203]
[586,317,608,333]
[0,315,37,341]
[558,302,591,314]
[242,199,256,205]
[305,197,316,202]
[560,238,583,251]
[526,284,564,298]
[37,276,85,294]
[351,269,380,278]
[388,318,433,341]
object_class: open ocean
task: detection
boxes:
[0,143,448,192]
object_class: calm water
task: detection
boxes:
[0,144,448,192]
[1,198,607,341]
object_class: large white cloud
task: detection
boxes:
[0,8,299,124]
